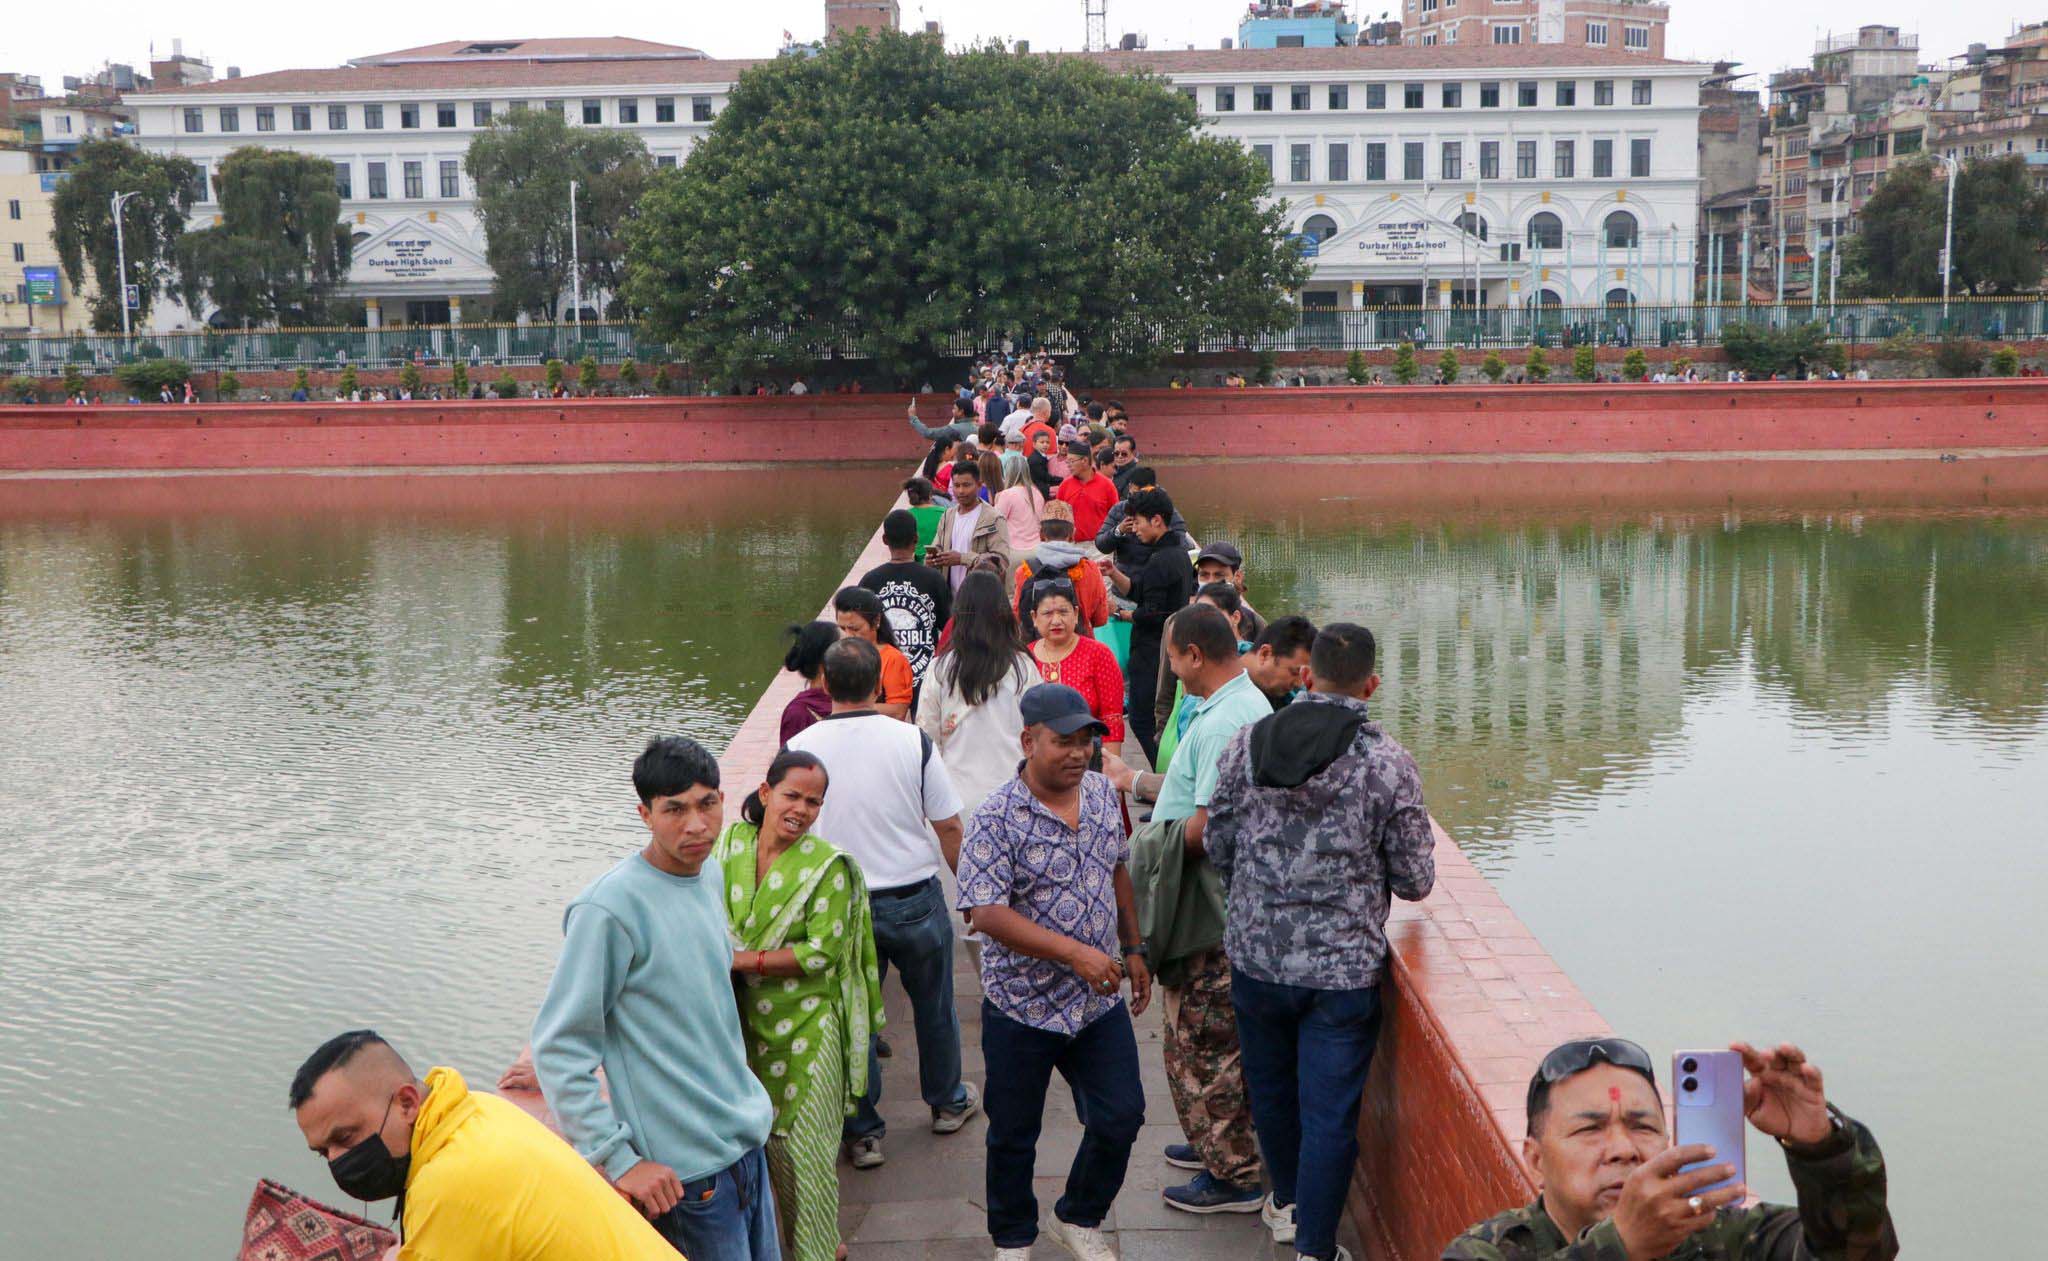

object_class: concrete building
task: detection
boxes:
[1931,26,2048,193]
[1696,63,1760,302]
[825,1,902,39]
[1,148,96,333]
[1401,0,1668,57]
[122,22,1705,329]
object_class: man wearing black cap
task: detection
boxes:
[957,683,1151,1261]
[1442,1037,1897,1261]
[1195,542,1265,641]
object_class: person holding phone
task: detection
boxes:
[1440,1037,1898,1261]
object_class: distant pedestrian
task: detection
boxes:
[859,510,952,688]
[779,621,840,746]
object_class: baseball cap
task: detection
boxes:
[1196,542,1244,570]
[1018,683,1109,736]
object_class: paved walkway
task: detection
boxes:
[837,940,1360,1261]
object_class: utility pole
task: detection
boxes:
[1084,0,1108,52]
[568,178,582,330]
[111,189,139,339]
[1940,156,1958,324]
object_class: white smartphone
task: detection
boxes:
[1672,1050,1746,1196]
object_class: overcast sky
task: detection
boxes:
[6,0,2025,95]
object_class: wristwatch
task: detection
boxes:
[1121,944,1150,964]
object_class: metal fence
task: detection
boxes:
[4,300,2046,375]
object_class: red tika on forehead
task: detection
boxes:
[1610,1086,1623,1102]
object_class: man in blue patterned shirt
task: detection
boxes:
[959,683,1152,1261]
[1206,622,1436,1261]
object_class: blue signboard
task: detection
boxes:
[39,172,69,193]
[1288,232,1321,258]
[23,266,61,305]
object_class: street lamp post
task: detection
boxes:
[1939,157,1958,325]
[568,179,582,333]
[110,190,140,339]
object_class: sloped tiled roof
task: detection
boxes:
[350,37,707,65]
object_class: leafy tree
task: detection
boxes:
[1622,349,1647,381]
[1572,344,1598,382]
[544,358,565,394]
[627,31,1309,384]
[466,108,651,319]
[1392,341,1419,384]
[1720,322,1829,378]
[578,354,600,394]
[399,361,423,396]
[114,358,190,394]
[217,368,240,399]
[1846,156,2048,297]
[449,360,469,396]
[293,366,310,395]
[338,364,359,396]
[1824,343,1849,376]
[7,375,41,402]
[61,363,87,397]
[652,363,672,394]
[1991,345,2020,376]
[50,137,198,331]
[494,371,520,398]
[1253,350,1278,385]
[1525,344,1550,382]
[1481,351,1506,382]
[1345,350,1368,384]
[173,147,352,326]
[1437,348,1460,383]
[618,357,640,389]
[1931,337,1984,378]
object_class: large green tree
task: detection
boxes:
[626,31,1309,383]
[465,108,651,319]
[1846,155,2048,297]
[50,137,198,331]
[173,146,353,326]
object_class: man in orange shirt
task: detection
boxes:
[1056,444,1121,543]
[1013,503,1110,638]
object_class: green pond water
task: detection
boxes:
[1,460,2041,1256]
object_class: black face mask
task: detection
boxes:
[329,1094,410,1202]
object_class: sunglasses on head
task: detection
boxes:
[1031,578,1077,599]
[1528,1038,1657,1117]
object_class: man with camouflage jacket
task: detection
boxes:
[1442,1037,1897,1261]
[1206,622,1436,1261]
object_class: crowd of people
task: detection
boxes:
[285,358,1897,1261]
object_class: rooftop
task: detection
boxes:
[349,37,708,66]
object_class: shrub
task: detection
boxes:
[1525,344,1550,382]
[544,358,566,394]
[1253,349,1278,385]
[449,360,469,396]
[338,364,359,396]
[67,340,93,363]
[398,361,423,397]
[1721,322,1829,379]
[1824,342,1850,376]
[494,372,520,399]
[1622,349,1647,382]
[618,357,640,389]
[134,341,165,360]
[61,363,87,397]
[5,374,39,402]
[217,369,240,400]
[1481,351,1506,383]
[1990,346,2020,377]
[1345,350,1368,384]
[1673,356,1693,377]
[652,363,672,394]
[1392,341,1419,385]
[1437,349,1460,384]
[293,367,310,394]
[1931,338,1985,379]
[578,355,600,394]
[1572,345,1598,382]
[114,358,191,395]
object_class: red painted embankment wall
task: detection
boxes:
[5,379,2048,473]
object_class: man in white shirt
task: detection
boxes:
[788,638,982,1170]
[1002,395,1049,445]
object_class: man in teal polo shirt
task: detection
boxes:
[1105,604,1276,1218]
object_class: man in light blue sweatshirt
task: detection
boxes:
[532,736,779,1261]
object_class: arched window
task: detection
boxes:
[1604,210,1639,249]
[1454,210,1488,240]
[1526,212,1563,250]
[1529,288,1563,308]
[1605,287,1634,307]
[1301,213,1339,244]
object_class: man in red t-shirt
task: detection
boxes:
[1055,444,1120,542]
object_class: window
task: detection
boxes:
[1443,82,1462,108]
[1404,141,1425,180]
[402,161,423,199]
[1624,26,1649,49]
[329,104,347,130]
[11,243,23,262]
[1604,210,1638,248]
[1404,82,1424,109]
[1586,21,1608,45]
[1442,141,1462,180]
[1493,25,1522,44]
[334,161,351,199]
[439,160,460,198]
[1595,80,1614,106]
[1291,84,1311,111]
[1254,85,1274,111]
[1593,138,1613,177]
[1556,81,1576,107]
[1500,242,1522,262]
[1606,287,1633,307]
[1786,173,1806,194]
[1329,84,1349,110]
[1480,140,1500,178]
[1366,142,1387,180]
[183,107,203,133]
[474,101,493,126]
[1455,210,1487,240]
[364,104,384,129]
[292,105,311,131]
[1518,80,1538,107]
[619,99,639,123]
[1516,140,1537,178]
[255,106,275,132]
[1632,79,1653,105]
[1302,213,1339,243]
[692,96,713,122]
[1630,137,1651,177]
[1215,86,1236,112]
[1277,34,1306,47]
[219,107,239,132]
[656,96,676,122]
[367,161,387,198]
[1554,139,1575,177]
[1252,144,1274,178]
[400,103,420,129]
[1366,83,1386,109]
[545,100,564,118]
[1329,143,1350,181]
[1480,81,1500,108]
[656,154,677,169]
[1527,211,1563,249]
[430,101,452,128]
[189,165,208,202]
[581,99,602,124]
[1285,143,1308,181]
[6,200,18,220]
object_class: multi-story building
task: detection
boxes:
[1931,26,2048,191]
[1696,63,1759,301]
[1400,0,1667,57]
[1,148,96,333]
[123,22,1706,329]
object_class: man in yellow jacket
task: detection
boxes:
[291,1029,675,1260]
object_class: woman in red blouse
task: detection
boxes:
[1024,576,1125,758]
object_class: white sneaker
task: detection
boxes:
[994,1248,1033,1261]
[933,1081,982,1134]
[1263,1193,1297,1244]
[1046,1216,1119,1261]
[1295,1248,1351,1261]
[845,1135,884,1169]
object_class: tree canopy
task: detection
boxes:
[50,137,198,331]
[173,147,353,326]
[465,108,651,320]
[626,31,1310,383]
[1845,155,2048,297]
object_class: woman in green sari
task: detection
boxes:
[717,749,882,1261]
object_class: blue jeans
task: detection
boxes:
[1230,971,1384,1261]
[843,876,968,1141]
[652,1145,780,1261]
[980,1000,1145,1248]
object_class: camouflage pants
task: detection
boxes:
[1161,947,1263,1186]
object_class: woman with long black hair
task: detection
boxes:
[915,570,1036,817]
[778,620,841,745]
[831,586,914,720]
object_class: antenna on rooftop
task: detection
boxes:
[1085,0,1108,52]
